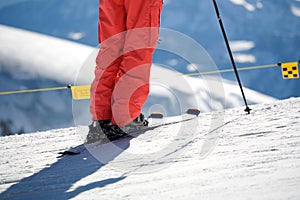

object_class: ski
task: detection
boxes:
[58,108,200,157]
[127,108,200,136]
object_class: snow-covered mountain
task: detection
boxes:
[0,97,299,199]
[0,0,299,99]
[0,25,275,135]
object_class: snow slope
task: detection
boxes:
[0,97,299,199]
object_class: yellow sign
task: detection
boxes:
[70,85,91,100]
[281,62,299,79]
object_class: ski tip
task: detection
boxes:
[186,108,200,116]
[148,112,164,119]
[57,150,80,158]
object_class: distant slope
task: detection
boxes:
[0,25,275,135]
[0,0,299,99]
[0,98,299,199]
[0,25,93,84]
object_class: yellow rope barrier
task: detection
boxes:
[0,86,68,95]
[183,63,279,76]
[0,61,297,97]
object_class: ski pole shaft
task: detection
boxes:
[212,0,251,114]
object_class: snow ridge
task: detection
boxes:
[0,98,299,199]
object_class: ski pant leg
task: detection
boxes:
[90,0,126,121]
[111,0,163,126]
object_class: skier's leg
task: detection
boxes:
[90,0,126,121]
[111,0,163,126]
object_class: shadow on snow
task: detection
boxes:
[0,138,131,200]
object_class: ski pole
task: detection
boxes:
[212,0,251,114]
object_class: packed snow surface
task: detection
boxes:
[0,98,300,199]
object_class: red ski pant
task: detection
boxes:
[90,0,162,126]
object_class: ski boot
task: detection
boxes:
[123,113,149,133]
[101,124,128,141]
[86,120,110,144]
